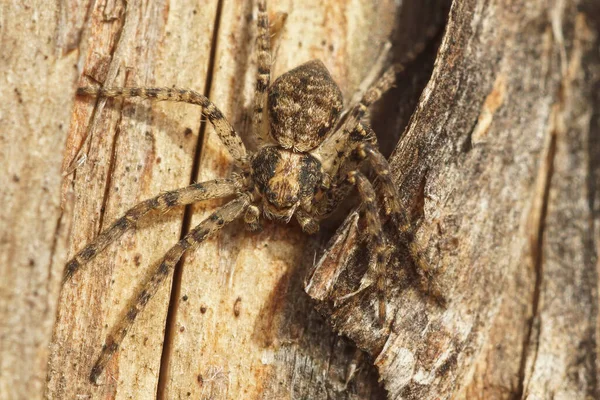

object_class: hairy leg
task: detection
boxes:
[346,171,389,324]
[77,87,248,166]
[63,177,244,283]
[252,0,273,146]
[89,194,250,383]
[315,33,436,178]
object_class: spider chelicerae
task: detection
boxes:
[64,0,429,384]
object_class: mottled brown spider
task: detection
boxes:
[64,0,427,384]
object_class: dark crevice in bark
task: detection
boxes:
[583,6,600,396]
[97,115,123,234]
[157,1,224,398]
[514,127,557,400]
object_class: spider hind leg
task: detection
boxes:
[89,195,250,384]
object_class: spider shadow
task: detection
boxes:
[249,220,387,397]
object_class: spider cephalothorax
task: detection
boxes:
[251,146,324,223]
[65,0,423,384]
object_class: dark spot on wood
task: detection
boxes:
[200,306,207,314]
[197,374,204,386]
[12,175,20,183]
[182,295,188,301]
[130,88,141,96]
[156,157,161,164]
[29,258,35,267]
[184,127,193,137]
[145,88,159,98]
[133,254,141,266]
[179,326,185,333]
[234,297,242,317]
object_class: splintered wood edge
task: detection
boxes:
[306,1,600,399]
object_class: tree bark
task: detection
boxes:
[1,0,598,400]
[307,0,600,399]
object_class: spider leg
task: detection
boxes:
[346,171,389,325]
[63,177,244,283]
[252,0,273,146]
[76,87,248,166]
[316,34,435,179]
[295,209,320,234]
[89,194,251,384]
[354,142,410,231]
[340,33,435,132]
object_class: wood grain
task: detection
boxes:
[3,0,598,399]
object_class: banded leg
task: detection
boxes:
[295,209,320,234]
[63,177,244,283]
[315,123,375,218]
[252,0,272,145]
[354,142,410,231]
[77,87,248,165]
[89,195,250,383]
[316,34,435,178]
[341,31,435,132]
[346,171,389,324]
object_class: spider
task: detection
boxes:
[64,0,427,384]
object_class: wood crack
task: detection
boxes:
[156,1,225,398]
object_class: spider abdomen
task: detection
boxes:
[268,60,343,152]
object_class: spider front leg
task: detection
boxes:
[77,87,248,166]
[354,142,410,232]
[63,177,244,283]
[89,194,251,384]
[252,0,273,146]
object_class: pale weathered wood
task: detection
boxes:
[307,0,600,399]
[7,0,595,399]
[0,1,83,398]
[46,1,220,398]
